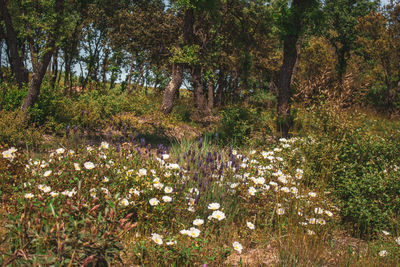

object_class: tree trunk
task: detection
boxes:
[57,61,63,85]
[50,50,58,88]
[21,50,53,111]
[215,70,225,107]
[20,0,64,111]
[337,46,348,84]
[0,0,29,87]
[154,74,160,92]
[160,63,183,114]
[277,0,308,138]
[64,57,71,94]
[0,40,3,81]
[102,49,109,84]
[291,36,303,84]
[207,79,214,111]
[127,54,135,93]
[192,66,210,117]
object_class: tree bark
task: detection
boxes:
[127,54,135,93]
[291,36,303,84]
[192,66,210,117]
[20,0,64,111]
[160,63,183,114]
[277,0,309,138]
[64,56,71,94]
[215,70,225,107]
[0,0,29,87]
[50,49,58,88]
[0,39,3,81]
[57,61,63,85]
[207,78,214,111]
[63,24,80,95]
[102,49,109,84]
[21,50,53,110]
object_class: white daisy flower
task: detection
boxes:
[180,229,190,235]
[276,208,285,215]
[56,148,65,154]
[379,250,387,257]
[314,207,324,214]
[211,210,226,221]
[120,198,129,206]
[166,240,176,246]
[74,163,81,171]
[162,196,172,202]
[308,192,317,198]
[208,203,220,210]
[149,198,160,206]
[193,219,204,226]
[129,188,140,196]
[307,229,315,236]
[100,141,109,149]
[151,233,163,245]
[189,227,201,238]
[248,187,257,196]
[247,222,255,230]
[84,162,95,170]
[164,186,173,194]
[24,193,34,199]
[42,186,51,193]
[137,168,147,176]
[324,210,333,217]
[232,241,243,253]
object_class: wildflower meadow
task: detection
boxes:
[1,122,400,265]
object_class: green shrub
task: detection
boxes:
[297,105,400,237]
[217,105,269,146]
[0,110,42,148]
[0,82,27,111]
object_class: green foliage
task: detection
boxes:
[217,104,274,147]
[296,105,400,237]
[0,82,27,110]
[248,89,277,108]
[169,45,201,66]
[24,83,160,133]
[217,105,257,146]
[170,96,196,122]
[0,110,42,148]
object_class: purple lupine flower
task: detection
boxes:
[198,136,203,149]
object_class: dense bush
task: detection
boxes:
[0,82,27,111]
[297,105,400,237]
[0,110,42,148]
[217,104,275,146]
[20,83,161,134]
